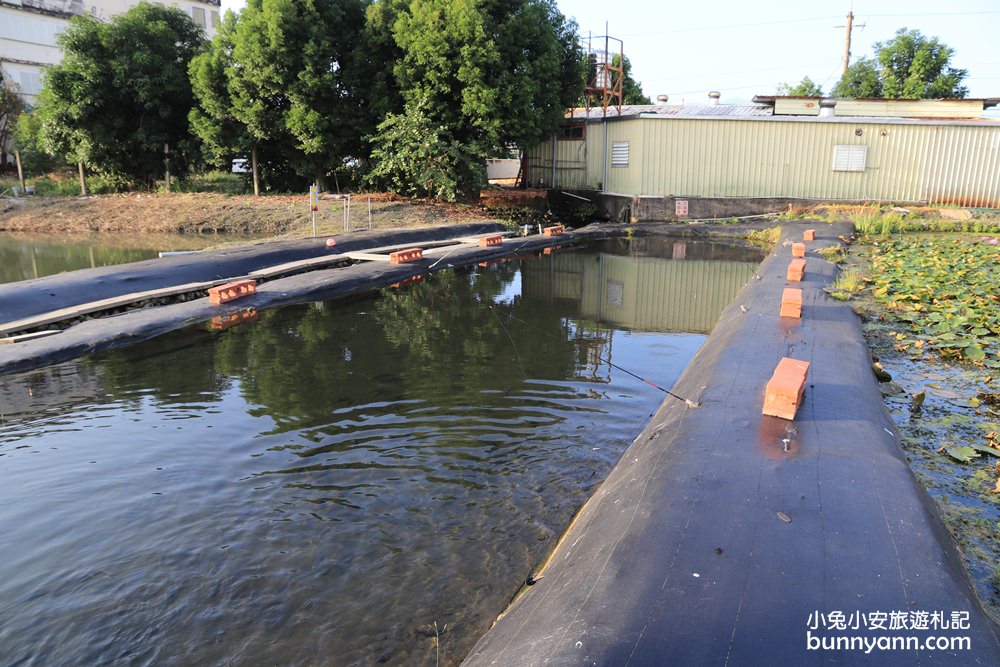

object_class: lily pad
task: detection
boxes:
[945,446,980,463]
[968,443,1000,458]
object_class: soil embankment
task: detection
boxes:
[0,192,497,237]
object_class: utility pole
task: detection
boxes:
[842,11,854,77]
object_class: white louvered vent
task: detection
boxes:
[611,141,630,168]
[832,144,867,172]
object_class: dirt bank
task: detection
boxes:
[0,192,503,237]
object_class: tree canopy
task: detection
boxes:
[776,77,824,97]
[617,54,651,105]
[191,0,373,191]
[0,71,25,171]
[833,28,968,99]
[35,3,206,186]
[365,0,582,199]
[25,0,588,198]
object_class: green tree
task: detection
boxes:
[776,76,824,97]
[833,28,968,98]
[34,3,206,187]
[369,0,582,198]
[616,54,650,105]
[202,0,372,191]
[365,92,475,200]
[13,109,60,175]
[0,71,25,172]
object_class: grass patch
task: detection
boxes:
[746,226,781,247]
[851,206,1000,237]
[816,244,845,263]
[1,170,249,197]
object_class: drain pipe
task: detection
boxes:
[602,119,608,192]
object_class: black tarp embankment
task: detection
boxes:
[0,223,505,325]
[463,222,1000,666]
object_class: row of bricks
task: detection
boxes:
[765,228,817,420]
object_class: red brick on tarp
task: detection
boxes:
[763,357,810,420]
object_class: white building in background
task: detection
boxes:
[1,0,221,106]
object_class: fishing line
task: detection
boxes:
[487,301,527,379]
[487,305,700,408]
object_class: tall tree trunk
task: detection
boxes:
[78,161,88,196]
[251,145,260,197]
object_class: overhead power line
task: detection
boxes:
[589,10,1000,39]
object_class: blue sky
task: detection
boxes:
[219,0,999,106]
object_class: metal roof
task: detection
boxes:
[753,94,1000,109]
[567,104,773,121]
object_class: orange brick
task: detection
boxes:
[543,225,565,237]
[210,308,258,331]
[803,229,816,241]
[787,258,806,282]
[792,242,806,258]
[390,275,424,289]
[763,357,810,420]
[389,248,424,264]
[479,235,503,248]
[543,245,562,255]
[209,279,257,305]
[780,287,803,319]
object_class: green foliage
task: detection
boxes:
[776,77,823,97]
[0,72,25,170]
[833,28,968,98]
[816,244,846,263]
[34,3,206,187]
[192,0,372,190]
[379,0,582,196]
[188,10,249,169]
[615,54,651,105]
[12,109,61,175]
[364,94,482,200]
[745,227,781,247]
[867,236,1000,366]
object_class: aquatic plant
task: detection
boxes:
[867,236,1000,366]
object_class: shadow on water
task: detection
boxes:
[0,238,764,665]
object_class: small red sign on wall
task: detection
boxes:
[675,200,689,216]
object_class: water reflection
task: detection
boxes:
[0,233,242,284]
[0,238,763,665]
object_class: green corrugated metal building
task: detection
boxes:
[525,97,1000,208]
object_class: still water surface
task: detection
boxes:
[0,238,763,665]
[0,233,246,285]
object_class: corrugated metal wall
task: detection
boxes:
[522,252,756,333]
[528,117,1000,207]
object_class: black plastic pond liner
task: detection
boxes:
[462,222,1000,666]
[0,224,622,375]
[0,223,505,325]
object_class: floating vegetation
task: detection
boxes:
[853,230,1000,623]
[866,236,1000,367]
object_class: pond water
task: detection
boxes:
[0,233,246,285]
[0,237,764,666]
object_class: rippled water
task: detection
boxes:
[0,238,763,666]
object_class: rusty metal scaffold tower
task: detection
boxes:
[584,32,624,118]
